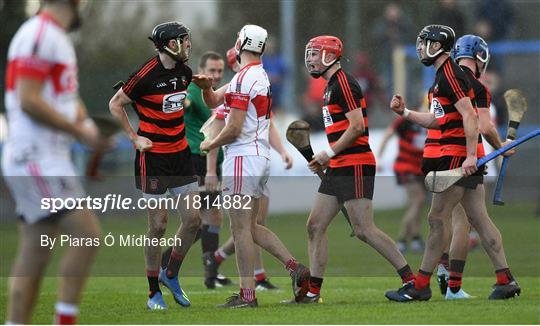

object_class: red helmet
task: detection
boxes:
[226,47,237,69]
[305,35,343,78]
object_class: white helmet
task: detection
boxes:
[236,24,267,54]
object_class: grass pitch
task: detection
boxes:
[1,203,539,324]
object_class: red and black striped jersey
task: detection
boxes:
[322,69,375,168]
[122,56,192,154]
[430,58,482,158]
[423,89,442,159]
[392,117,424,175]
[423,128,442,159]
[461,65,492,158]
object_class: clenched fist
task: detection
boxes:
[390,95,406,115]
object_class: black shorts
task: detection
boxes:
[438,155,484,189]
[318,164,375,203]
[421,158,439,176]
[191,153,222,205]
[191,154,222,184]
[395,172,424,185]
[135,150,197,195]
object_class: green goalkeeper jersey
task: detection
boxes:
[185,83,224,164]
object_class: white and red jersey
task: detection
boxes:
[217,61,272,159]
[3,13,79,162]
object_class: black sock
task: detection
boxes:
[397,264,415,283]
[201,224,220,254]
[449,259,466,293]
[147,276,160,297]
[309,276,323,295]
[439,252,450,269]
[161,247,172,270]
[495,268,514,285]
[166,249,184,278]
[193,228,202,243]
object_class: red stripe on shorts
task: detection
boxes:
[140,152,146,192]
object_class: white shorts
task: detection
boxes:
[222,155,270,198]
[1,157,85,224]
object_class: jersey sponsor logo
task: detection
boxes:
[50,63,78,94]
[149,178,159,191]
[162,91,187,113]
[431,98,444,118]
[12,145,38,165]
[156,82,167,88]
[322,106,333,127]
[229,93,249,103]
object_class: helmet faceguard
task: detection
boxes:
[165,35,191,63]
[416,24,455,66]
[149,22,192,63]
[452,34,490,77]
[305,35,343,79]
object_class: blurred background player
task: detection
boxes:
[2,0,103,323]
[261,37,287,115]
[385,25,520,302]
[109,21,201,310]
[378,111,426,253]
[195,24,309,308]
[300,35,415,303]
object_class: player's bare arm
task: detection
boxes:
[477,107,514,157]
[390,94,438,129]
[205,118,225,191]
[377,124,396,159]
[76,98,89,122]
[193,75,228,108]
[454,96,479,175]
[310,108,364,168]
[201,107,246,152]
[108,88,152,151]
[18,78,101,148]
[269,120,293,169]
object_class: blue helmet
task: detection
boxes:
[452,34,490,64]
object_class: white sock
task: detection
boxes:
[55,302,79,316]
[216,249,228,259]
